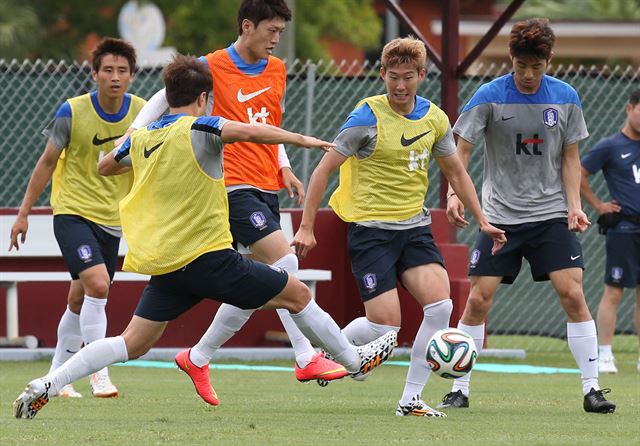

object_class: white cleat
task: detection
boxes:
[13,378,52,419]
[598,356,618,374]
[351,330,397,379]
[58,383,82,398]
[90,373,118,398]
[396,396,447,417]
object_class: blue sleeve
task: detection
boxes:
[114,137,132,162]
[192,116,225,135]
[339,103,377,133]
[581,138,610,174]
[198,56,208,65]
[55,102,72,118]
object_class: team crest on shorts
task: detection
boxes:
[469,249,481,268]
[77,245,93,263]
[543,108,558,128]
[363,273,377,291]
[610,267,624,282]
[249,211,268,230]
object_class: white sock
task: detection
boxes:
[451,322,485,397]
[273,252,316,368]
[599,344,613,359]
[79,295,109,377]
[400,299,453,405]
[49,307,83,373]
[48,336,128,396]
[189,304,253,367]
[567,320,600,394]
[288,300,361,373]
[342,317,400,345]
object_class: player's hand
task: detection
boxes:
[446,195,469,228]
[479,222,507,255]
[596,200,621,215]
[114,127,135,148]
[568,209,591,233]
[291,226,316,260]
[8,215,28,251]
[298,136,335,152]
[281,168,305,206]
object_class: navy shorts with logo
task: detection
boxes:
[228,189,281,247]
[53,214,119,280]
[469,218,584,284]
[347,224,445,302]
[605,231,640,288]
[134,249,289,322]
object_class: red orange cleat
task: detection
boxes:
[295,352,349,382]
[175,349,220,406]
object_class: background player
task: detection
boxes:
[293,36,506,417]
[8,37,145,399]
[116,0,344,383]
[580,88,640,374]
[438,18,615,413]
[13,55,396,419]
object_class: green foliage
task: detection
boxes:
[507,0,640,20]
[4,0,382,62]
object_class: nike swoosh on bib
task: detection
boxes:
[93,134,124,146]
[143,142,163,158]
[237,86,271,103]
[400,130,432,147]
[621,153,631,159]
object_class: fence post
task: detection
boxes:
[303,63,316,186]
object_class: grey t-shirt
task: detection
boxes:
[454,73,589,224]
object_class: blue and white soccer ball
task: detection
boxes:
[426,328,478,379]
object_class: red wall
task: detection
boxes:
[0,208,469,348]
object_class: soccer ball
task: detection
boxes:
[426,328,478,379]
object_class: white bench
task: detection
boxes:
[0,212,331,346]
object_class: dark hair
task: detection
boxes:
[237,0,292,35]
[91,37,137,74]
[629,89,640,106]
[509,18,555,61]
[162,55,213,107]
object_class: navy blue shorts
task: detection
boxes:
[228,189,281,247]
[53,214,119,280]
[605,231,640,288]
[347,224,445,302]
[133,249,289,322]
[469,218,584,284]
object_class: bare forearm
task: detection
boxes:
[18,161,56,217]
[580,169,602,211]
[299,169,328,230]
[449,172,487,226]
[563,147,583,212]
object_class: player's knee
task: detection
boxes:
[280,279,311,313]
[272,253,298,274]
[82,276,110,298]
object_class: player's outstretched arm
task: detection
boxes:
[292,149,347,259]
[9,141,61,251]
[114,88,169,147]
[98,144,132,176]
[220,121,335,151]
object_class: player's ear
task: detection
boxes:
[380,67,386,80]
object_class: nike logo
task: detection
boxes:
[143,142,163,158]
[621,153,632,159]
[588,357,597,362]
[571,255,581,261]
[92,134,123,146]
[237,86,271,103]
[501,116,515,121]
[400,130,432,147]
[65,349,77,354]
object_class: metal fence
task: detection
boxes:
[1,58,638,352]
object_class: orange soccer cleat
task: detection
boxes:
[295,352,349,383]
[175,349,220,406]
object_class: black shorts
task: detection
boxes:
[347,224,445,302]
[228,189,281,247]
[469,218,583,284]
[53,214,119,280]
[605,231,640,288]
[133,249,289,322]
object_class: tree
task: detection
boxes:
[508,0,640,20]
[0,0,40,60]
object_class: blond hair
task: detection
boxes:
[380,36,427,71]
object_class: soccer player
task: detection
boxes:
[437,18,616,413]
[292,36,506,417]
[8,37,146,399]
[13,54,397,420]
[116,0,346,386]
[580,89,640,374]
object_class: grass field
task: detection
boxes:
[0,352,638,446]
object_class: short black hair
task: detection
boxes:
[91,37,136,74]
[629,89,640,106]
[237,0,292,35]
[163,55,213,107]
